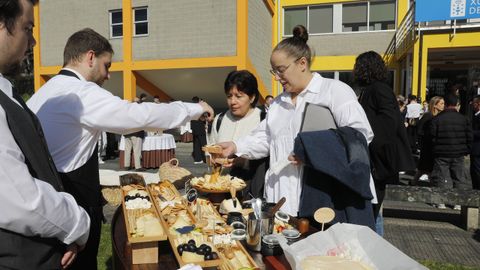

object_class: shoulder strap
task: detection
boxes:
[216,110,265,132]
[216,112,225,132]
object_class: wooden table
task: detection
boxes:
[111,206,296,270]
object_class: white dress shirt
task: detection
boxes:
[406,102,423,119]
[27,68,203,173]
[234,73,375,216]
[0,74,90,246]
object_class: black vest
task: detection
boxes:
[0,89,65,269]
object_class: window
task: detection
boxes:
[310,6,333,34]
[283,1,396,35]
[369,1,396,30]
[110,9,122,38]
[284,7,307,35]
[342,3,368,32]
[134,7,148,36]
[108,7,148,38]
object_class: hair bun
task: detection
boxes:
[292,25,308,43]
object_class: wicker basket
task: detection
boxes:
[101,187,123,206]
[159,158,193,190]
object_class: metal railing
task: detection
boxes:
[384,3,416,64]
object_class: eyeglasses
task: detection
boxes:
[269,57,302,76]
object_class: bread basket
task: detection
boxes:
[158,158,193,189]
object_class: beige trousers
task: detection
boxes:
[124,136,143,169]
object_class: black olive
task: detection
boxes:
[181,243,189,252]
[188,239,196,246]
[187,243,197,252]
[196,247,205,255]
[177,245,184,256]
[210,252,218,260]
[199,243,208,249]
[204,253,213,260]
[204,246,212,254]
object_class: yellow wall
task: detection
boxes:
[415,32,480,100]
[311,55,356,71]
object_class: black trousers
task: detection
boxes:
[406,124,418,153]
[431,156,470,189]
[192,134,207,162]
[470,155,480,190]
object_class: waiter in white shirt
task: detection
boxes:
[0,1,90,269]
[28,28,214,270]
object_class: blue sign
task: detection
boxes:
[415,0,480,22]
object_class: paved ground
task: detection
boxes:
[101,142,480,268]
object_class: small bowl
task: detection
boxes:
[231,229,246,240]
[275,211,290,223]
[281,228,301,239]
[230,221,246,230]
[261,234,283,256]
[226,211,246,225]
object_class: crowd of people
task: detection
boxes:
[0,0,478,268]
[399,90,475,210]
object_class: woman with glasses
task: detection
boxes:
[214,25,374,216]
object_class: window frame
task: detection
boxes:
[133,6,149,37]
[283,0,397,37]
[109,9,123,39]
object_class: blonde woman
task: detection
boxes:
[413,96,445,184]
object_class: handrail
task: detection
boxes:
[384,3,416,64]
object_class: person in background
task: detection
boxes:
[191,96,208,164]
[354,51,414,235]
[430,94,472,209]
[413,96,444,185]
[214,25,375,227]
[27,28,214,270]
[209,70,268,198]
[104,132,118,160]
[405,94,423,153]
[422,100,429,114]
[0,0,90,268]
[397,95,407,122]
[123,96,145,171]
[153,95,160,104]
[261,94,274,114]
[97,131,107,164]
[470,95,480,190]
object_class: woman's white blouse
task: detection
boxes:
[234,73,375,216]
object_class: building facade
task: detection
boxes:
[34,0,480,108]
[34,0,275,108]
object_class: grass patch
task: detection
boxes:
[421,260,480,270]
[98,223,113,270]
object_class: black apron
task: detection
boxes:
[0,89,65,269]
[56,69,103,270]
